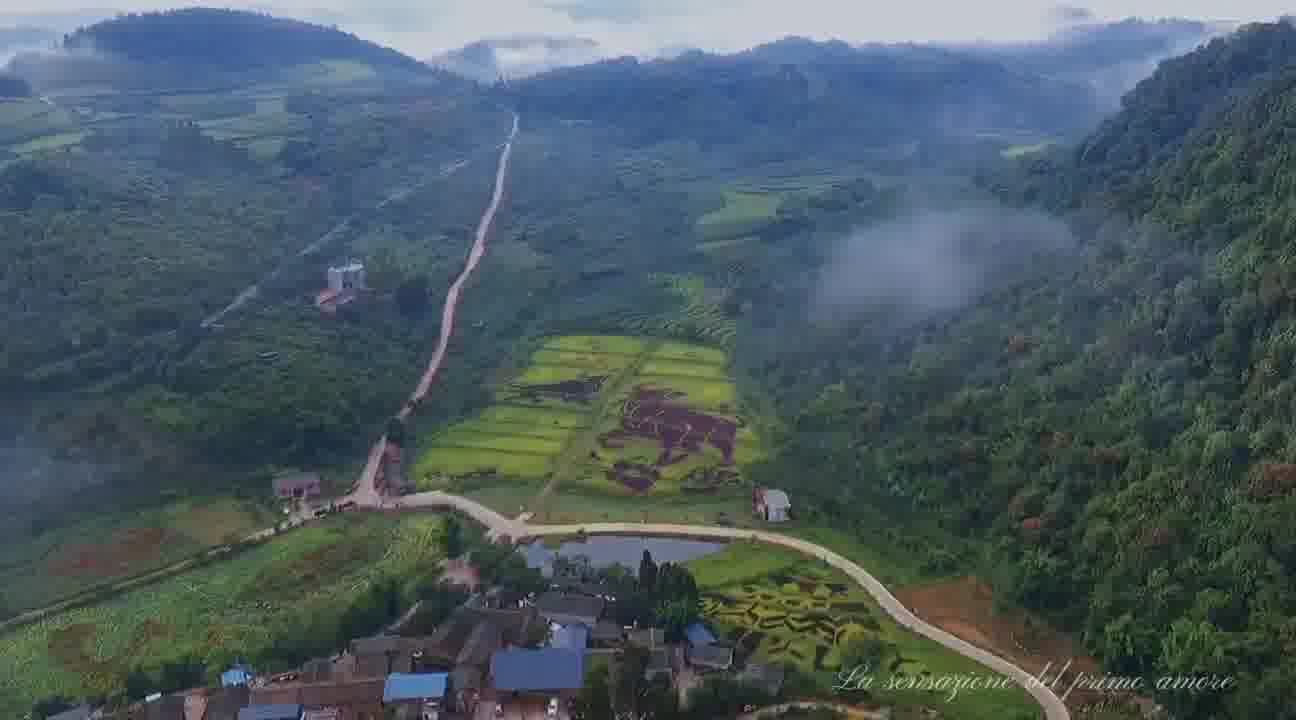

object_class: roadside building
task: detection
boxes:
[273,472,321,501]
[382,673,449,720]
[534,592,605,628]
[753,487,791,523]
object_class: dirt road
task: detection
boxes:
[347,112,520,505]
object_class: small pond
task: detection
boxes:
[521,534,725,577]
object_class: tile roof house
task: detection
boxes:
[203,687,252,720]
[687,643,734,671]
[590,620,623,646]
[534,592,605,627]
[273,472,321,500]
[739,662,787,696]
[490,648,585,696]
[627,628,665,650]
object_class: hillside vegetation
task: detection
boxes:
[749,21,1296,719]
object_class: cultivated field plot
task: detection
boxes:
[696,190,784,241]
[689,544,1039,720]
[0,99,83,151]
[414,335,762,498]
[0,515,444,716]
[0,499,271,616]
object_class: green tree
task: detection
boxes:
[442,516,464,559]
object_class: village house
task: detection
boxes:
[316,261,366,314]
[249,678,384,720]
[273,472,321,502]
[237,705,304,720]
[753,487,791,523]
[382,673,449,720]
[534,592,605,628]
[222,663,256,688]
[684,622,734,672]
[488,648,585,716]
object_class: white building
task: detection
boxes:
[755,488,791,523]
[326,261,366,293]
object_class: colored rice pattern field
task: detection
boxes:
[414,335,762,497]
[689,544,1039,720]
[0,515,444,717]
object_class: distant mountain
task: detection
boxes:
[432,35,603,82]
[511,38,1103,157]
[957,17,1232,108]
[0,71,32,97]
[9,8,435,91]
[0,26,57,52]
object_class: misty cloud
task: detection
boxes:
[816,207,1076,320]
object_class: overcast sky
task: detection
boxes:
[0,1,1285,57]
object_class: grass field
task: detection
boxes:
[697,190,784,241]
[689,543,1040,720]
[414,335,763,514]
[0,498,272,617]
[0,515,445,716]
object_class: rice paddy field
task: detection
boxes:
[413,334,763,509]
[0,498,272,617]
[0,515,444,716]
[688,543,1040,720]
[0,99,84,154]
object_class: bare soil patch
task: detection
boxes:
[48,527,172,578]
[898,576,1107,710]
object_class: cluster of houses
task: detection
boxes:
[67,573,785,720]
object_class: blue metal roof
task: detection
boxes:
[383,673,449,702]
[221,666,253,687]
[552,624,589,650]
[491,648,585,692]
[684,622,717,646]
[237,705,301,720]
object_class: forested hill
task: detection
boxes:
[508,40,1102,154]
[752,20,1296,719]
[59,9,427,73]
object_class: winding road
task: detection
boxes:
[347,112,520,508]
[381,492,1069,720]
[334,108,1066,719]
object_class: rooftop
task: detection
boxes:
[552,624,589,650]
[383,673,449,703]
[535,592,605,622]
[272,472,320,493]
[490,648,585,692]
[762,489,791,509]
[684,622,717,647]
[689,643,734,670]
[237,706,302,720]
[49,705,93,720]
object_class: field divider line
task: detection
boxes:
[531,340,664,516]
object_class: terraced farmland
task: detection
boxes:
[689,543,1040,720]
[413,335,762,501]
[0,515,444,717]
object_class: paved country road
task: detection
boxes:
[383,491,1068,720]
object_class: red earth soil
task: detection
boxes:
[897,576,1124,712]
[48,527,171,578]
[600,386,741,492]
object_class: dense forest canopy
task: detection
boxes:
[508,39,1102,152]
[747,20,1296,719]
[60,8,430,73]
